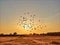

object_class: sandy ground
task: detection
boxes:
[0,36,60,45]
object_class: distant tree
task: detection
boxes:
[13,32,17,35]
[33,33,36,35]
[0,33,4,36]
[9,33,12,35]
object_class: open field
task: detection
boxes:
[0,36,60,45]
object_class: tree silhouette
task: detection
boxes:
[9,33,12,35]
[0,33,4,36]
[13,32,17,35]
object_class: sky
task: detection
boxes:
[0,0,60,34]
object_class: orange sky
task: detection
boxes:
[0,0,60,34]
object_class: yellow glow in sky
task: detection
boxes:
[0,0,60,34]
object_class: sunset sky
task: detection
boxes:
[0,0,60,34]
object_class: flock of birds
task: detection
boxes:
[17,12,47,32]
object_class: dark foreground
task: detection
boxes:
[0,36,60,45]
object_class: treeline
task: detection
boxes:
[0,32,60,36]
[40,32,60,36]
[0,32,18,36]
